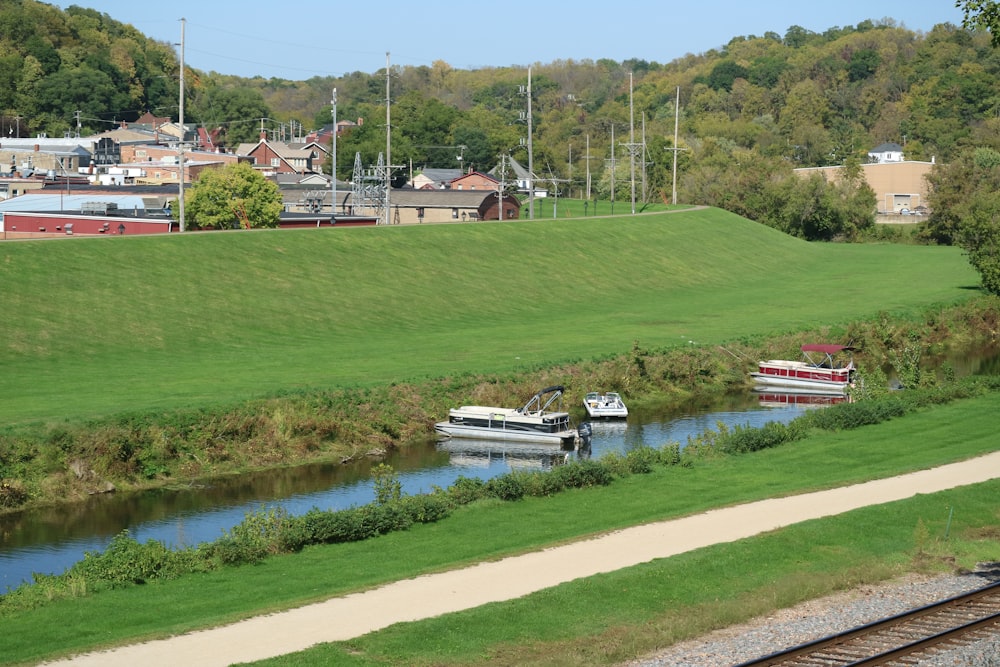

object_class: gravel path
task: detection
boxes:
[43,452,1000,667]
[623,568,1000,667]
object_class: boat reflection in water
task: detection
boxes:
[435,437,573,469]
[753,388,850,408]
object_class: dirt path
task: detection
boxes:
[44,451,1000,667]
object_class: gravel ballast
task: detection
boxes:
[624,569,1000,667]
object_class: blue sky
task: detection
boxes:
[54,1,967,79]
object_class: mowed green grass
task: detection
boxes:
[0,208,977,425]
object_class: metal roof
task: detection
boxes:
[0,194,146,213]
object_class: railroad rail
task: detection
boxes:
[733,580,1000,666]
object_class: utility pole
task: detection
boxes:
[641,112,648,204]
[178,17,185,232]
[621,72,645,215]
[527,67,534,220]
[385,52,391,226]
[629,72,636,214]
[518,68,535,219]
[670,86,683,206]
[610,125,616,215]
[568,143,572,198]
[331,88,337,220]
[496,152,506,220]
[584,134,592,201]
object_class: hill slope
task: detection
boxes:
[0,208,977,424]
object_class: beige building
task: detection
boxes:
[795,160,934,217]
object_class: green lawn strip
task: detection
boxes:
[0,210,977,425]
[3,392,998,665]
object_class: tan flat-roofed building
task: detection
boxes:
[795,160,934,217]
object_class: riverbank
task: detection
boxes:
[2,296,999,515]
[1,208,986,511]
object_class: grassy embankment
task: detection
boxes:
[0,206,978,428]
[3,391,998,666]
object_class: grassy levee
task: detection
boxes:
[0,208,978,427]
[3,392,999,666]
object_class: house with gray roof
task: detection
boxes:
[868,142,905,164]
[410,168,463,189]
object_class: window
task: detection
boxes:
[270,158,281,167]
[451,208,459,219]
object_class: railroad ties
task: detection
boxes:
[733,579,1000,666]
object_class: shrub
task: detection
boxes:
[802,399,908,431]
[360,502,413,535]
[622,446,659,474]
[70,530,199,585]
[398,492,452,523]
[371,463,402,505]
[518,470,566,497]
[205,506,292,565]
[718,421,800,454]
[551,459,615,488]
[316,506,378,543]
[276,515,313,552]
[658,442,682,466]
[485,473,526,501]
[447,475,487,505]
[0,479,28,508]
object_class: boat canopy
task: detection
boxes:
[801,344,854,354]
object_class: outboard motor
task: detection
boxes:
[577,422,592,448]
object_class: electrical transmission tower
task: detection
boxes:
[352,151,387,222]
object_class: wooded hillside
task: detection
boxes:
[3,2,999,205]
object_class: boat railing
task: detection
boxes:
[519,385,565,415]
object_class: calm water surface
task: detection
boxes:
[0,392,809,591]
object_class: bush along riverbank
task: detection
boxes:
[3,372,1000,616]
[1,296,998,514]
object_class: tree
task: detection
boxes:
[957,188,1000,293]
[32,66,132,134]
[924,146,1000,293]
[707,61,749,92]
[188,86,272,148]
[958,0,1000,46]
[183,162,282,230]
[923,147,1000,245]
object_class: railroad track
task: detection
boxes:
[733,580,1000,666]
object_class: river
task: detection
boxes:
[2,347,997,593]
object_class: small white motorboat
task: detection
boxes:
[583,391,628,419]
